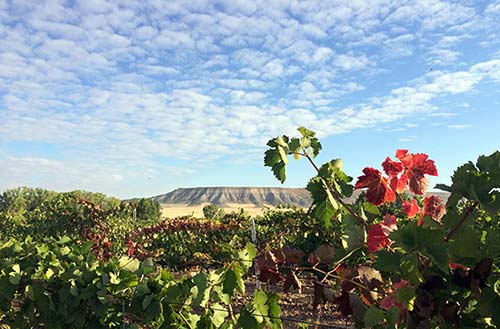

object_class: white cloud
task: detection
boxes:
[382,33,416,58]
[427,49,460,66]
[1,0,499,196]
[383,1,474,30]
[262,58,284,78]
[485,1,500,16]
[312,47,334,63]
[154,30,195,48]
[398,135,418,142]
[138,64,179,75]
[448,124,470,129]
[302,23,328,39]
[135,26,159,40]
[334,53,370,71]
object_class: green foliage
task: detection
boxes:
[203,203,225,220]
[237,290,282,329]
[1,128,498,328]
[0,236,269,328]
[126,218,252,269]
[135,198,162,222]
[438,151,499,217]
[264,128,500,328]
[0,187,126,243]
[254,207,337,255]
[264,127,322,183]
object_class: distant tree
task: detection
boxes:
[0,187,30,215]
[136,198,161,221]
[203,203,224,220]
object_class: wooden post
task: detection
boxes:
[251,218,261,289]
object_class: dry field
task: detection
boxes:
[160,202,277,218]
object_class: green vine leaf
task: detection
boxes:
[364,307,385,327]
[341,215,366,251]
[211,303,228,327]
[297,127,315,138]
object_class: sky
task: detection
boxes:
[0,0,499,199]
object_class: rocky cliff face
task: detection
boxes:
[150,187,449,208]
[151,187,313,207]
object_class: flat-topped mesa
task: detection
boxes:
[150,187,313,207]
[150,187,449,208]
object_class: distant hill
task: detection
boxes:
[150,187,449,208]
[151,187,313,207]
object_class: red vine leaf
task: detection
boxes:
[396,150,438,195]
[308,244,335,264]
[331,291,353,316]
[449,261,470,272]
[382,157,403,177]
[367,214,397,253]
[380,280,410,312]
[283,271,302,293]
[402,198,420,218]
[313,282,337,310]
[357,266,383,305]
[395,149,409,159]
[273,246,304,263]
[355,167,395,205]
[389,173,408,194]
[259,268,282,285]
[419,195,446,225]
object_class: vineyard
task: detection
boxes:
[0,127,499,328]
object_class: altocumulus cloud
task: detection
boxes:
[0,0,499,197]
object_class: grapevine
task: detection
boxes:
[264,127,500,328]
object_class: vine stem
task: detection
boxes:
[228,304,235,322]
[284,264,372,293]
[311,265,371,292]
[298,151,368,228]
[177,310,194,329]
[319,246,362,284]
[444,201,479,242]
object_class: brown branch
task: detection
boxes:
[177,310,194,329]
[311,265,371,292]
[319,246,362,284]
[444,201,479,242]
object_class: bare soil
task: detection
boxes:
[161,203,274,218]
[234,278,354,329]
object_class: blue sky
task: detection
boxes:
[0,0,499,199]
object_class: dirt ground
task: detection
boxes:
[163,205,353,327]
[233,278,353,329]
[161,203,280,218]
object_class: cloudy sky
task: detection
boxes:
[0,0,499,198]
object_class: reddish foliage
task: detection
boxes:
[76,198,113,261]
[355,167,395,205]
[307,244,335,264]
[381,279,411,324]
[389,173,408,194]
[356,150,438,206]
[283,271,302,293]
[259,268,282,285]
[367,215,397,253]
[419,195,446,225]
[402,198,420,218]
[255,247,304,285]
[331,291,353,316]
[126,218,241,259]
[272,246,304,263]
[449,261,470,272]
[380,280,410,311]
[382,157,403,177]
[395,150,438,195]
